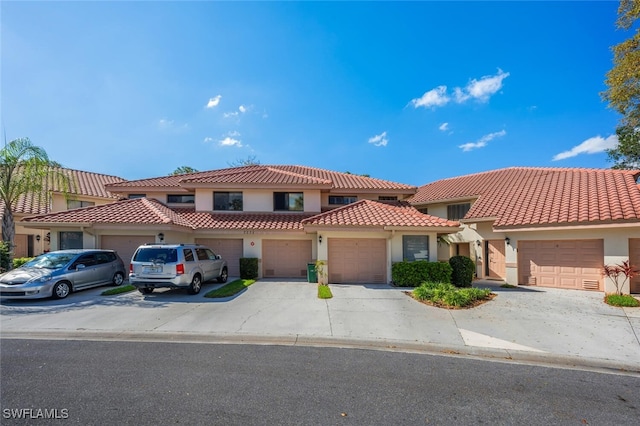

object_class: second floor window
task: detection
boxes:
[214,192,243,211]
[67,200,95,209]
[378,196,398,201]
[274,192,304,211]
[329,196,357,205]
[167,194,195,204]
[128,194,146,199]
[447,203,471,220]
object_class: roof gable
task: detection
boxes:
[105,165,416,193]
[302,200,459,228]
[411,167,640,228]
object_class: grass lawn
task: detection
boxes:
[204,279,256,298]
[317,284,333,299]
[101,284,136,296]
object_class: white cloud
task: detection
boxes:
[368,131,388,147]
[204,137,214,143]
[439,122,449,131]
[459,130,506,152]
[223,111,239,118]
[206,95,222,108]
[239,105,247,113]
[456,69,509,103]
[552,135,618,161]
[158,118,174,129]
[411,70,509,109]
[219,136,242,147]
[410,86,450,109]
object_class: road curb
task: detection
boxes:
[3,330,638,376]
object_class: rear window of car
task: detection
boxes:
[133,248,178,263]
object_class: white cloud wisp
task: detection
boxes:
[552,135,618,161]
[459,130,506,152]
[206,95,222,108]
[368,131,388,147]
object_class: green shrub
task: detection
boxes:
[392,261,452,287]
[13,257,34,269]
[449,256,475,288]
[605,294,640,307]
[412,282,492,308]
[0,241,10,273]
[239,258,259,280]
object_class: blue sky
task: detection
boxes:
[1,1,629,186]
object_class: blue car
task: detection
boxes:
[0,249,126,300]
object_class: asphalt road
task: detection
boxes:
[1,339,639,425]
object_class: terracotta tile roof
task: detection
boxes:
[23,198,315,231]
[302,200,460,228]
[105,165,416,192]
[410,167,640,229]
[23,198,193,228]
[175,209,315,231]
[4,167,125,216]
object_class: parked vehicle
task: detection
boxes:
[0,249,127,300]
[129,244,228,295]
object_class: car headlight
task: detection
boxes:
[28,275,52,283]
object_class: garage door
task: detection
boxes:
[518,240,603,291]
[628,239,640,294]
[328,238,386,284]
[262,240,312,278]
[195,238,243,277]
[101,235,150,270]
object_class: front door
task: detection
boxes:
[486,240,506,280]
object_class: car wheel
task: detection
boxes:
[188,274,202,295]
[139,288,154,294]
[52,281,71,299]
[217,267,228,283]
[112,272,125,286]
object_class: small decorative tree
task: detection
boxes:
[315,260,328,285]
[602,260,638,295]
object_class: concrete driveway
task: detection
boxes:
[1,279,639,373]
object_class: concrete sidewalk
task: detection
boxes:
[1,279,639,373]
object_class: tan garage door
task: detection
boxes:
[195,238,243,277]
[101,235,150,270]
[628,239,640,294]
[328,238,386,284]
[262,240,312,278]
[518,240,603,291]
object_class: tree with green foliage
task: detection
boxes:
[602,0,640,169]
[0,138,71,267]
[607,124,640,169]
[171,166,199,175]
[227,155,260,167]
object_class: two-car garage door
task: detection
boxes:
[518,239,603,291]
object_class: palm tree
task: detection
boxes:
[0,138,72,268]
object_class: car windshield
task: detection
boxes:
[24,252,76,269]
[133,248,178,263]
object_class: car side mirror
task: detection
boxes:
[76,264,86,270]
[215,255,221,260]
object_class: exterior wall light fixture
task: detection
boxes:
[505,237,510,245]
[318,235,323,244]
[158,233,165,242]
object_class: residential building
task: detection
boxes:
[410,167,640,294]
[0,168,125,257]
[20,165,460,283]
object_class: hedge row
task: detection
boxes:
[392,261,452,287]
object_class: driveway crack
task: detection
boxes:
[325,300,334,336]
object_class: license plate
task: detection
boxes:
[143,266,162,273]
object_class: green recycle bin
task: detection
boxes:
[307,263,318,283]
